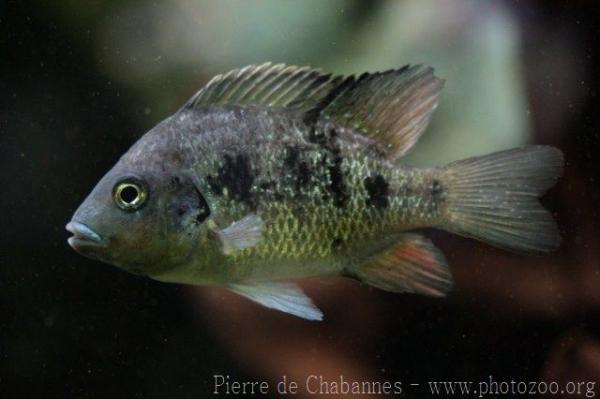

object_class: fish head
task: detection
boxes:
[67,128,212,276]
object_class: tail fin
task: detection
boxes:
[439,145,563,254]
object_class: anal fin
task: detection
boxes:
[352,234,453,297]
[229,281,323,321]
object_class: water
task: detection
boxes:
[2,1,599,397]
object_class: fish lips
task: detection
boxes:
[66,221,108,254]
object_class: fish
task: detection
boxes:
[66,63,563,321]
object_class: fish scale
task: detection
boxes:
[204,112,441,282]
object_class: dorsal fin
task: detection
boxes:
[185,62,341,112]
[318,65,444,160]
[184,63,443,160]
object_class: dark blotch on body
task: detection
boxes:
[308,126,348,208]
[207,154,255,207]
[284,146,311,192]
[259,181,274,190]
[431,179,443,197]
[193,187,211,224]
[364,174,389,209]
[169,175,210,225]
[331,237,343,251]
[258,180,284,201]
[328,156,348,207]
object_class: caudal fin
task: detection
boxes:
[439,145,563,254]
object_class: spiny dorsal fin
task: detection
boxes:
[185,62,341,112]
[318,65,444,160]
[185,63,443,160]
[352,233,453,297]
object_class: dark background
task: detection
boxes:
[1,1,599,398]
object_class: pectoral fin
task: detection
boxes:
[214,213,264,255]
[352,233,453,297]
[229,281,323,321]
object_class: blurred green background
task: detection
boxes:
[2,1,599,398]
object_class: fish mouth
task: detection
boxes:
[66,221,107,250]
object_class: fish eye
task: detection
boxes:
[113,179,148,211]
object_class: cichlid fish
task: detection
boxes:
[67,63,563,320]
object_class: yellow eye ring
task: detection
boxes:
[113,179,147,211]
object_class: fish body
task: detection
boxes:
[152,107,437,283]
[67,63,563,320]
